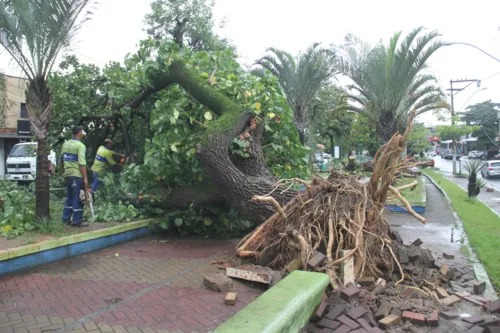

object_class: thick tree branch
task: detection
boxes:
[129,182,225,209]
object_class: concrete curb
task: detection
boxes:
[422,173,498,300]
[0,219,155,277]
[213,271,329,333]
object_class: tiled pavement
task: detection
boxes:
[0,236,263,333]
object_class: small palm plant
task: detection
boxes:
[461,160,486,197]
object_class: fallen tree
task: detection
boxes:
[236,111,426,286]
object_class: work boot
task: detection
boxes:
[71,223,89,228]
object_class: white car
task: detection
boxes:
[481,161,500,178]
[468,151,480,159]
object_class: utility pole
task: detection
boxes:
[447,79,481,175]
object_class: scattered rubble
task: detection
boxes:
[299,241,499,332]
[225,265,275,284]
[201,207,497,333]
[203,273,234,292]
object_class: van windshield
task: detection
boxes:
[9,145,36,158]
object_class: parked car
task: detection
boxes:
[5,142,56,182]
[477,151,488,160]
[427,151,436,157]
[468,151,480,159]
[481,161,500,178]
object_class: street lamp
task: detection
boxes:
[446,42,500,64]
[447,79,481,175]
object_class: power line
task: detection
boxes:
[480,125,500,148]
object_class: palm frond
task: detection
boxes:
[333,27,445,141]
[0,0,96,81]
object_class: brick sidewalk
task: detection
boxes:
[0,236,263,333]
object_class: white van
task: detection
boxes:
[5,142,56,182]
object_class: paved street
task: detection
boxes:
[433,157,500,216]
[0,236,263,333]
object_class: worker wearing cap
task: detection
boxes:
[60,126,88,227]
[90,139,117,192]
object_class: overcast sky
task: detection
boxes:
[1,0,499,126]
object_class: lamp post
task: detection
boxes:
[447,79,481,175]
[446,42,500,64]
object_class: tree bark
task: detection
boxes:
[26,84,53,220]
[35,137,50,219]
[131,183,226,209]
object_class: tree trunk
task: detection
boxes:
[35,137,50,219]
[26,83,53,220]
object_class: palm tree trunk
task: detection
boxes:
[35,138,50,219]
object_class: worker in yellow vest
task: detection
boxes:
[90,139,118,192]
[60,126,88,227]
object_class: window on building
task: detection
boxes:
[20,103,28,118]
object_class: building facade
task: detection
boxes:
[0,74,33,177]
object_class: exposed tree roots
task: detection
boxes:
[236,110,426,286]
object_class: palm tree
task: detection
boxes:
[254,43,337,145]
[334,27,447,143]
[0,0,95,219]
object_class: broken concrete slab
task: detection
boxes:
[203,273,234,292]
[340,250,355,285]
[225,265,274,284]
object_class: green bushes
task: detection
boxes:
[0,181,36,237]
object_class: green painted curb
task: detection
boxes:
[214,270,329,333]
[0,219,154,261]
